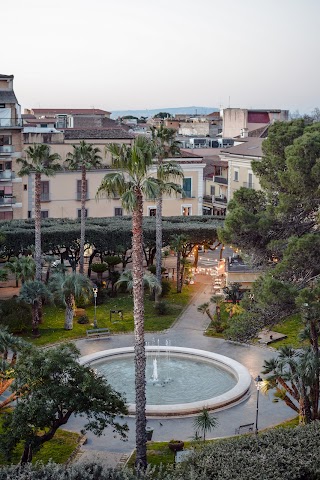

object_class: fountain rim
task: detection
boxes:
[80,346,252,416]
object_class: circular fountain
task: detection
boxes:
[80,346,252,416]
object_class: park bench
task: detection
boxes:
[235,423,254,435]
[86,328,111,339]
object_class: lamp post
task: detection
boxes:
[255,375,262,434]
[93,285,98,328]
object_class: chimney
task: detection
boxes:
[240,127,249,138]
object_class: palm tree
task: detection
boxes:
[97,136,160,470]
[151,126,183,293]
[115,269,161,295]
[49,272,92,330]
[19,281,51,337]
[17,144,61,282]
[193,407,218,442]
[5,256,35,287]
[66,141,102,275]
[170,234,189,293]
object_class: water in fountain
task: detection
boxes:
[151,358,158,381]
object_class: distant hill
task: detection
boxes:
[110,106,218,119]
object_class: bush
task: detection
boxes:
[161,279,171,297]
[0,297,31,333]
[155,301,168,315]
[77,315,89,324]
[147,265,166,275]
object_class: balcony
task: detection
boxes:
[203,195,227,206]
[0,118,23,128]
[0,170,15,181]
[243,182,254,189]
[0,196,16,206]
[214,176,228,185]
[0,146,14,155]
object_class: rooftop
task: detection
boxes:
[63,128,134,140]
[31,108,111,116]
[0,91,18,104]
[220,138,264,157]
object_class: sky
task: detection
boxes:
[2,0,320,114]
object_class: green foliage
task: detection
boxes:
[160,279,171,297]
[0,343,128,463]
[91,263,108,273]
[154,301,168,316]
[0,298,32,333]
[193,408,218,442]
[77,315,89,324]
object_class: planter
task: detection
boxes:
[168,440,184,453]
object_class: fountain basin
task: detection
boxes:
[80,346,252,416]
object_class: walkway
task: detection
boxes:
[67,271,294,463]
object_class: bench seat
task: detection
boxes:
[86,328,110,339]
[235,423,254,435]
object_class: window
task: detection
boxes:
[148,208,156,217]
[24,184,27,191]
[0,211,13,220]
[77,209,88,218]
[182,205,192,216]
[0,136,11,146]
[183,178,192,197]
[248,172,253,188]
[234,168,239,182]
[41,210,49,219]
[41,181,50,201]
[28,211,32,219]
[210,186,215,196]
[114,207,123,216]
[5,162,11,170]
[77,179,88,200]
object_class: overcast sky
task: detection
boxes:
[2,0,320,114]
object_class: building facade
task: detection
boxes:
[0,74,23,220]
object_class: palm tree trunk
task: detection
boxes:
[34,173,43,324]
[177,252,181,293]
[132,190,147,471]
[155,194,163,303]
[79,165,86,275]
[31,301,40,337]
[64,296,75,330]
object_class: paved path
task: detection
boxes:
[66,273,294,465]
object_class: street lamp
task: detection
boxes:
[93,285,98,328]
[255,375,263,434]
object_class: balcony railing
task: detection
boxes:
[0,196,16,205]
[0,171,15,181]
[182,191,195,198]
[203,195,227,205]
[40,193,50,202]
[0,118,23,128]
[0,146,14,154]
[214,176,228,185]
[243,182,254,189]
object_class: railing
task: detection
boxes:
[0,171,15,181]
[203,195,228,205]
[0,118,23,128]
[0,146,14,154]
[214,176,228,185]
[182,191,195,198]
[243,182,254,189]
[76,192,89,200]
[40,193,50,202]
[0,196,16,205]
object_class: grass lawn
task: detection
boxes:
[20,283,197,347]
[0,421,80,466]
[268,313,304,349]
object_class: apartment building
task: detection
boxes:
[223,108,289,139]
[219,138,263,201]
[21,130,205,219]
[24,108,112,129]
[0,74,23,220]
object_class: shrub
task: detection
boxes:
[0,297,31,333]
[77,315,89,325]
[161,279,171,297]
[155,301,168,315]
[147,265,166,275]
